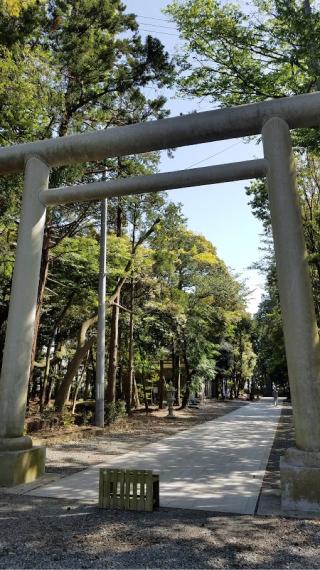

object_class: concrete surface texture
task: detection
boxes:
[41,160,267,206]
[0,446,46,487]
[262,118,320,451]
[1,91,320,174]
[28,400,282,515]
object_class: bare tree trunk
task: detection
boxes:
[28,235,50,402]
[132,373,140,408]
[158,359,165,409]
[106,298,120,404]
[126,278,135,414]
[40,326,57,412]
[118,363,124,400]
[72,352,88,414]
[106,197,122,405]
[55,316,96,412]
[141,368,149,414]
[125,204,137,414]
[181,344,192,409]
[40,293,75,411]
[304,0,311,14]
[172,345,181,406]
[172,344,175,385]
[83,348,94,400]
[46,376,55,404]
[175,355,181,406]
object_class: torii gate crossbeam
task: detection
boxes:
[0,93,319,515]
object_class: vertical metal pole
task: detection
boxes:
[0,156,49,448]
[95,198,107,427]
[262,117,320,452]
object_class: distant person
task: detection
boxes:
[272,383,279,406]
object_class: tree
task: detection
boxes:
[150,216,249,407]
[230,315,256,399]
[1,0,40,17]
[253,264,289,394]
[0,1,177,409]
[166,0,320,395]
[166,0,320,105]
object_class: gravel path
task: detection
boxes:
[0,494,319,568]
[1,400,319,569]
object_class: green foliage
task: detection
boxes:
[166,0,320,106]
[0,0,256,416]
[0,0,177,377]
[165,0,320,394]
[41,407,75,428]
[105,400,126,425]
[1,0,40,17]
[253,263,289,391]
[75,408,93,426]
[191,356,216,391]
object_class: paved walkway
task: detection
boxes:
[28,399,282,515]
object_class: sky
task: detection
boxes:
[123,0,266,313]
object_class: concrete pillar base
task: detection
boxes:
[0,446,46,487]
[281,447,320,514]
[0,435,33,451]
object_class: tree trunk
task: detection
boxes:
[132,373,140,408]
[158,359,165,409]
[181,348,192,409]
[55,316,97,412]
[173,348,181,406]
[126,278,134,414]
[304,0,311,14]
[106,197,122,405]
[141,368,149,414]
[72,352,88,414]
[40,293,75,411]
[125,207,137,414]
[84,347,95,400]
[28,234,50,400]
[40,325,57,412]
[55,337,94,412]
[106,297,120,404]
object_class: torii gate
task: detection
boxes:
[0,93,320,514]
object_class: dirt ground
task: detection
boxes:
[32,400,248,445]
[1,400,319,569]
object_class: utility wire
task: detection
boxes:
[186,141,242,169]
[137,21,178,30]
[135,14,174,23]
[139,28,180,38]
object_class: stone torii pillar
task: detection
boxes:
[262,117,320,513]
[0,156,48,485]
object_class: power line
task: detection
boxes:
[134,14,174,23]
[137,20,178,31]
[139,28,180,38]
[186,141,242,169]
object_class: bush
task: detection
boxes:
[74,409,94,426]
[105,400,126,425]
[38,407,75,429]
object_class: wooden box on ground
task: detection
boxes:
[99,468,160,512]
